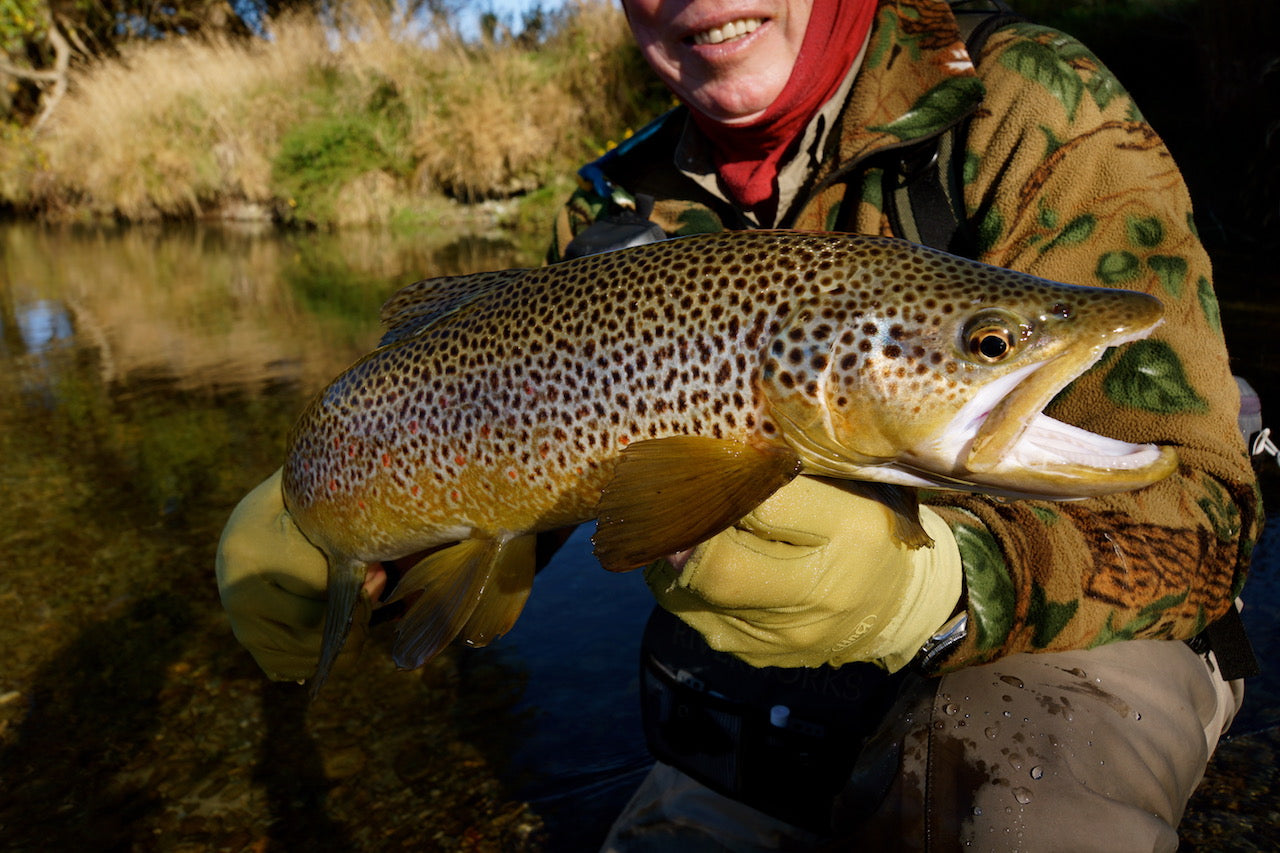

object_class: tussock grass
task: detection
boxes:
[11,1,663,226]
[34,21,328,220]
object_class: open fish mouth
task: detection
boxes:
[1008,412,1170,471]
[942,339,1177,494]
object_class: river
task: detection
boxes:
[0,221,1275,850]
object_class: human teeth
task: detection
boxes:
[692,18,762,46]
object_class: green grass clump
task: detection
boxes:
[273,111,406,225]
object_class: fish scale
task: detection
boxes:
[282,230,1177,692]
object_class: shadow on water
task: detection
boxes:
[452,527,656,851]
[0,593,192,851]
[254,682,353,851]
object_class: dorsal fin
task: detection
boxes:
[378,268,529,346]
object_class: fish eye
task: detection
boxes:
[962,314,1019,363]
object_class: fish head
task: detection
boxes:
[763,238,1177,498]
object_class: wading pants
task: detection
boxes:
[600,638,1243,852]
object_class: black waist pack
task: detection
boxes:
[638,607,916,833]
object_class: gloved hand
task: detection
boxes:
[215,468,361,681]
[645,476,963,671]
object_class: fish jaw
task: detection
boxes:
[927,321,1178,498]
[977,412,1179,496]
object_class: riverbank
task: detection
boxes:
[0,1,664,229]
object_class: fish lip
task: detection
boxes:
[961,350,1099,471]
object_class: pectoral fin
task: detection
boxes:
[821,479,934,549]
[592,436,804,572]
[388,537,529,670]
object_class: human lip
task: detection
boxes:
[690,17,763,46]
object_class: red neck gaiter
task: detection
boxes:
[691,0,876,211]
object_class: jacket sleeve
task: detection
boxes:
[925,23,1261,669]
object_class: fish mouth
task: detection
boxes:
[939,333,1177,496]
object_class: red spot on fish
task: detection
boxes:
[411,485,420,496]
[382,453,391,467]
[619,435,630,446]
[358,500,367,510]
[539,444,550,459]
[508,470,518,480]
[328,479,338,491]
[333,437,341,449]
[480,425,491,438]
[348,444,356,457]
[409,420,419,434]
[455,453,467,465]
[450,489,461,501]
[525,381,536,396]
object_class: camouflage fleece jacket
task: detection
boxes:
[550,0,1261,671]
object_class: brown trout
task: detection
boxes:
[282,231,1177,690]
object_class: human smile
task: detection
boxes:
[690,17,763,46]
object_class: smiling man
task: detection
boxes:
[551,0,1259,849]
[622,1,817,123]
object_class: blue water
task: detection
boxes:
[1233,516,1280,736]
[476,524,655,849]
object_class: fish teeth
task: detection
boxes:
[692,18,762,46]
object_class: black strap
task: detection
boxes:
[1194,606,1261,681]
[896,138,962,253]
[560,193,667,260]
[881,1,1024,258]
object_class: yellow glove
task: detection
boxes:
[646,476,962,671]
[215,468,358,681]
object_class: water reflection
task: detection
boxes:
[0,221,644,850]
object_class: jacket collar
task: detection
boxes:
[810,0,986,189]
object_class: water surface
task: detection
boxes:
[0,221,1274,850]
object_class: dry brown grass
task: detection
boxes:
[34,19,332,219]
[14,1,659,225]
